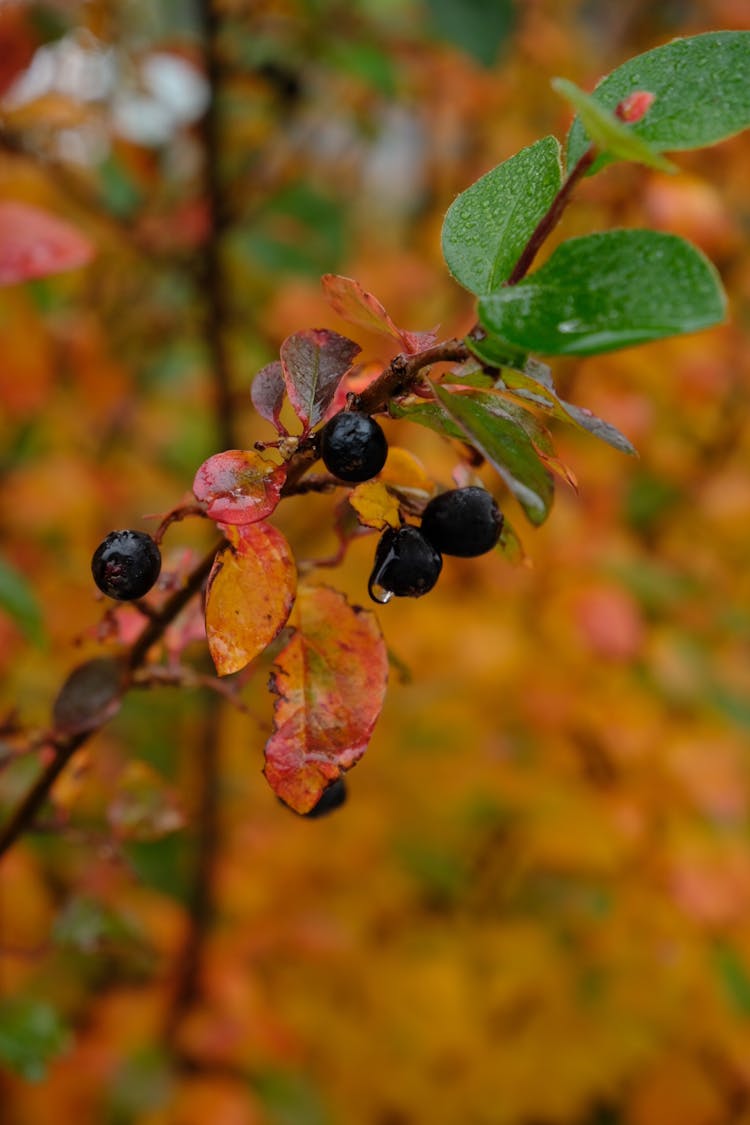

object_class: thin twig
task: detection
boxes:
[506,145,597,285]
[0,545,221,861]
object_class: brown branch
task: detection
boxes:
[198,0,235,450]
[162,696,222,1047]
[354,339,471,415]
[506,145,597,285]
[0,544,221,861]
[160,0,234,1049]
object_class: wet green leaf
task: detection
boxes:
[442,137,562,294]
[552,77,674,172]
[478,230,725,356]
[567,31,750,172]
[433,385,554,524]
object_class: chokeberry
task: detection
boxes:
[320,410,388,483]
[368,525,442,602]
[91,530,162,601]
[420,487,503,557]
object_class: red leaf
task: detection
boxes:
[264,585,388,813]
[193,450,286,526]
[205,523,297,676]
[280,328,361,432]
[0,202,95,286]
[321,274,438,355]
[251,360,288,433]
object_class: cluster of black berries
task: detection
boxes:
[91,530,162,601]
[369,487,503,602]
[320,410,503,602]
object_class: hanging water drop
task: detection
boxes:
[368,577,394,604]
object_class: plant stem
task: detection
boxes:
[505,145,596,286]
[353,339,470,414]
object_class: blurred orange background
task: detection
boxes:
[2,1,750,1122]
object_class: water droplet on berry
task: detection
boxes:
[368,577,394,604]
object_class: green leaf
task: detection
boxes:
[496,515,526,566]
[388,398,467,442]
[552,77,675,172]
[441,137,562,295]
[567,31,750,171]
[557,400,636,455]
[464,332,530,371]
[463,344,636,454]
[432,385,553,524]
[0,998,69,1081]
[713,942,750,1017]
[0,555,45,645]
[424,0,515,68]
[478,230,725,357]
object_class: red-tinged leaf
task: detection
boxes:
[322,360,384,422]
[205,523,297,676]
[0,202,95,286]
[280,328,361,432]
[399,328,440,354]
[533,445,579,492]
[322,273,405,341]
[321,273,438,356]
[264,584,388,813]
[251,360,288,433]
[193,450,286,526]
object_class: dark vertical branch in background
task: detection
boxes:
[163,698,222,1049]
[198,0,236,452]
[162,0,231,1049]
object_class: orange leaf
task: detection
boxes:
[321,274,438,355]
[193,449,286,526]
[205,523,297,676]
[379,446,434,492]
[0,202,95,285]
[264,584,388,813]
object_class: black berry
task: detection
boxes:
[368,525,442,602]
[91,530,162,601]
[320,411,388,483]
[420,487,503,557]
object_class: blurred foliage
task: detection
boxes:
[2,0,750,1123]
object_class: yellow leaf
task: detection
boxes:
[348,480,400,529]
[379,446,433,491]
[205,522,296,676]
